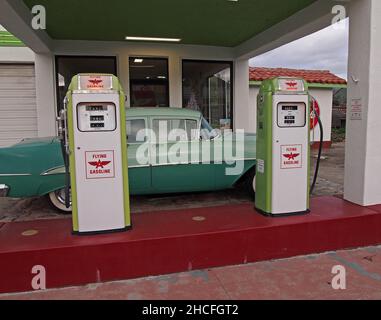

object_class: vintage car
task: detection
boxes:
[0,108,256,212]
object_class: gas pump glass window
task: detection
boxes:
[277,102,306,128]
[76,103,117,132]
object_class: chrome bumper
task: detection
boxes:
[0,184,9,197]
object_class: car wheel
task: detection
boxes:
[48,188,72,213]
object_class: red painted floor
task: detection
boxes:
[1,196,381,294]
[1,245,381,300]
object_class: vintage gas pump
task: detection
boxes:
[57,74,131,234]
[255,77,311,216]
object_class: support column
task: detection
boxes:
[233,58,251,131]
[344,0,381,205]
[34,53,57,136]
[169,55,182,108]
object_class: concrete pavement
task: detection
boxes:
[0,142,345,223]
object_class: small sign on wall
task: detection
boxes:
[350,98,362,120]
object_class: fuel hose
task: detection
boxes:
[310,110,323,195]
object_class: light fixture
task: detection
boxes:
[126,36,181,42]
[157,76,166,79]
[134,58,143,63]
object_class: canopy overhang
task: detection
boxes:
[0,0,335,58]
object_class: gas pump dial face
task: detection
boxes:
[277,102,306,128]
[77,103,117,132]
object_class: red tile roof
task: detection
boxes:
[249,67,347,85]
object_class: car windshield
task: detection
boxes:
[200,117,219,140]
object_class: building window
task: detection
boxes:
[182,60,232,129]
[55,56,117,112]
[129,57,169,107]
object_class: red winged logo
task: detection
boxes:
[88,159,111,169]
[88,79,103,85]
[286,81,297,88]
[283,152,300,161]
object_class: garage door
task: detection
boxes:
[0,64,37,147]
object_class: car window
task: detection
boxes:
[152,118,198,142]
[186,120,198,140]
[126,119,146,143]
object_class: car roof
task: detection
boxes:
[126,107,202,119]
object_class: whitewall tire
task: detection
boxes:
[48,188,72,213]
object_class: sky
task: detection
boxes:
[250,19,349,80]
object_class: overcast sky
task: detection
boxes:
[250,19,349,80]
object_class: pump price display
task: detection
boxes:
[85,150,115,179]
[77,103,116,132]
[277,103,306,127]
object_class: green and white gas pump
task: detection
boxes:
[255,77,312,216]
[57,74,131,234]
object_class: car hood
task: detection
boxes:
[0,136,63,175]
[10,136,58,148]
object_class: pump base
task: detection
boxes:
[1,196,381,294]
[255,207,311,217]
[72,225,132,236]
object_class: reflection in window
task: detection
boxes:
[129,57,169,107]
[55,56,117,113]
[186,120,198,140]
[200,117,219,140]
[182,60,232,129]
[153,119,198,142]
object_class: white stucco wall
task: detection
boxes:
[248,86,260,133]
[33,41,252,136]
[344,0,381,206]
[53,41,236,107]
[249,85,333,142]
[0,24,35,63]
[0,46,34,63]
[233,59,250,131]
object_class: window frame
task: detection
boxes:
[126,117,148,145]
[129,56,170,108]
[55,55,117,114]
[181,59,234,130]
[150,117,200,143]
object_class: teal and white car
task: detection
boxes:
[0,108,256,212]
